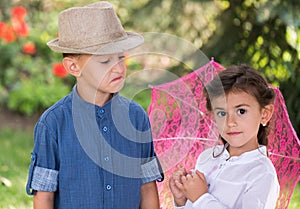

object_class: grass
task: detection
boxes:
[0,128,299,209]
[289,184,300,209]
[0,128,33,209]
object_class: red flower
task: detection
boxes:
[0,22,16,42]
[52,63,68,78]
[11,17,29,37]
[11,6,27,20]
[22,42,36,54]
[0,22,7,37]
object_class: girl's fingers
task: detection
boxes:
[172,168,187,180]
[174,180,184,190]
[178,168,187,176]
[195,170,206,181]
[185,174,192,180]
[181,175,187,183]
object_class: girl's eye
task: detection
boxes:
[216,111,226,117]
[237,108,246,115]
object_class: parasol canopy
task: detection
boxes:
[148,59,300,209]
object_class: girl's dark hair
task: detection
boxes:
[204,64,275,147]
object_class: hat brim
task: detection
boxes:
[47,32,144,55]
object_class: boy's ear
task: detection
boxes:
[261,104,274,125]
[62,57,81,77]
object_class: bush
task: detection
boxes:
[8,78,70,115]
[0,5,73,115]
[0,4,144,115]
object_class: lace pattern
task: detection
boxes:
[148,59,300,209]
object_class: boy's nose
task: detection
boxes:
[111,60,125,73]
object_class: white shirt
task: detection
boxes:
[174,145,279,209]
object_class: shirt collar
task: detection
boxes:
[220,144,267,162]
[72,85,119,109]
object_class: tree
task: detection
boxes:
[121,0,300,135]
[200,0,300,135]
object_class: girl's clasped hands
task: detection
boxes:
[169,168,208,206]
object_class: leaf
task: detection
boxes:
[0,176,12,187]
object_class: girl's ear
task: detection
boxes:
[62,57,81,78]
[261,104,274,126]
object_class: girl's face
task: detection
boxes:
[211,91,270,156]
[77,53,127,96]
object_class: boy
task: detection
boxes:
[26,2,163,209]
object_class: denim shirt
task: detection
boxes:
[26,86,163,209]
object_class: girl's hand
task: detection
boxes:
[175,170,208,203]
[169,168,188,206]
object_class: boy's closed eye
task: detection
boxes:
[118,55,125,60]
[98,55,125,64]
[100,59,110,64]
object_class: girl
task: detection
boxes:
[169,64,279,209]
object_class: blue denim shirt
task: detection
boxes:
[26,86,163,209]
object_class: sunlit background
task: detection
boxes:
[0,0,299,208]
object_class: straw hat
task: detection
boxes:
[47,1,144,55]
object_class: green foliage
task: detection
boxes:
[199,0,300,134]
[118,0,300,134]
[0,0,299,134]
[290,183,300,209]
[121,87,152,111]
[126,0,299,134]
[0,2,72,115]
[8,78,70,115]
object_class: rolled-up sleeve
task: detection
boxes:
[31,166,58,192]
[26,120,59,195]
[141,157,164,184]
[136,108,164,184]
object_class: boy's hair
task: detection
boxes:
[204,64,275,147]
[62,53,82,58]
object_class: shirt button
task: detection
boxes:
[106,184,112,190]
[99,109,105,114]
[31,153,35,160]
[102,126,108,132]
[104,156,109,161]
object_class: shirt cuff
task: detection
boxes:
[192,193,213,208]
[141,158,163,184]
[173,199,185,209]
[31,166,58,192]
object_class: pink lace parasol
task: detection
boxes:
[148,59,300,209]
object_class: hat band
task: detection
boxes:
[59,31,127,50]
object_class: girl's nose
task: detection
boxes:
[227,114,237,127]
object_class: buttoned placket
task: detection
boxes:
[97,107,114,205]
[208,152,231,192]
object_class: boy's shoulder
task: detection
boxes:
[38,92,72,122]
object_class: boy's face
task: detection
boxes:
[77,53,127,94]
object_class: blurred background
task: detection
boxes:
[0,0,299,208]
